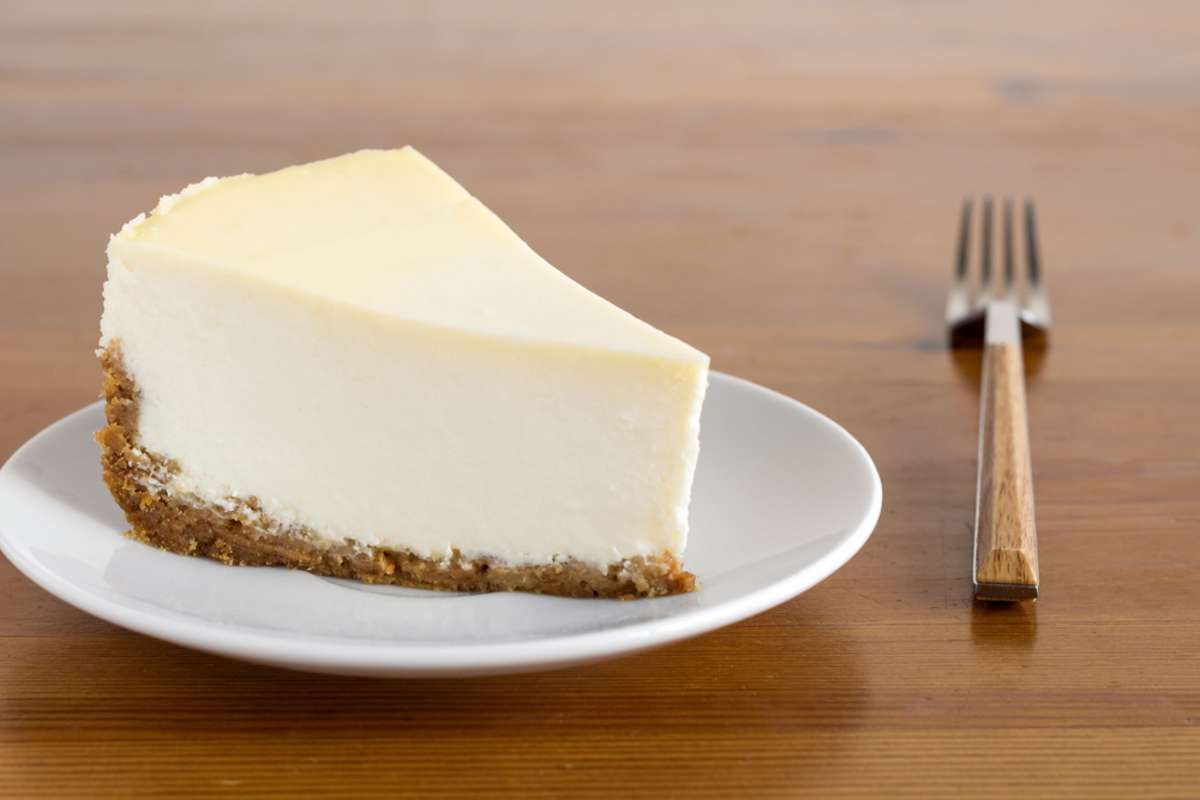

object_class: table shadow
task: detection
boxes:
[949,339,1049,388]
[970,599,1038,649]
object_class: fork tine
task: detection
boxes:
[946,198,976,336]
[1022,198,1051,331]
[1002,197,1015,292]
[1024,199,1041,286]
[955,197,972,282]
[949,195,1048,342]
[980,196,994,293]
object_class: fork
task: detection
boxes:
[947,197,1049,601]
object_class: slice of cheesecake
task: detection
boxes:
[97,148,708,598]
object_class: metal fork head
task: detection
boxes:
[946,196,1052,347]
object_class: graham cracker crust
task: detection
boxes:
[96,345,696,599]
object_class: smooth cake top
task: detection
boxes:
[110,148,707,362]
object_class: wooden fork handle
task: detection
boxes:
[974,340,1040,599]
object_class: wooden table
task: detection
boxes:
[4,3,1198,796]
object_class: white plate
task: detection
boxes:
[0,372,880,677]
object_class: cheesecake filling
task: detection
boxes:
[99,344,695,598]
[100,247,706,569]
[97,148,708,596]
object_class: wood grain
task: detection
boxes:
[3,1,1200,797]
[975,342,1040,594]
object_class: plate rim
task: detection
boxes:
[0,371,882,676]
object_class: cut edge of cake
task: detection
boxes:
[97,344,697,599]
